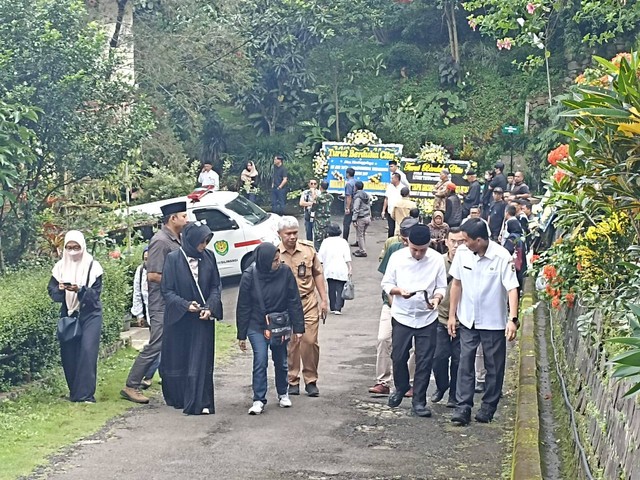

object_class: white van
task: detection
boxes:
[125,191,281,278]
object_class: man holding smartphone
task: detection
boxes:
[381,224,447,417]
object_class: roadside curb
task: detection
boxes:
[511,292,543,479]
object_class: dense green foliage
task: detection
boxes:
[0,257,132,391]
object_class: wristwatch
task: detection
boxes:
[510,317,520,329]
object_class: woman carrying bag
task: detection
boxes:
[161,222,223,415]
[48,230,104,403]
[236,242,304,415]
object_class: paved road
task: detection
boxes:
[41,218,516,480]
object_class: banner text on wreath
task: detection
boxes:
[403,162,466,175]
[325,146,398,160]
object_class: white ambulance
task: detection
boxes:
[126,191,281,278]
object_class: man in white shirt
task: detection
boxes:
[447,218,520,426]
[382,224,447,417]
[389,159,410,188]
[198,160,220,190]
[382,173,403,239]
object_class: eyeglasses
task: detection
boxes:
[65,245,82,251]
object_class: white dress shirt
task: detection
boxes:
[317,236,351,281]
[449,241,520,330]
[385,183,403,213]
[198,169,219,189]
[381,247,447,328]
[396,169,411,189]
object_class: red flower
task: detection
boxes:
[543,264,557,280]
[109,250,121,259]
[551,297,561,309]
[553,169,567,183]
[547,144,569,166]
[531,254,540,263]
[565,293,575,308]
[545,285,554,296]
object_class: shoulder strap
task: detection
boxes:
[251,265,267,317]
[85,261,94,286]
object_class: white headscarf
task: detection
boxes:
[52,230,104,315]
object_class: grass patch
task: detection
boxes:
[0,322,237,480]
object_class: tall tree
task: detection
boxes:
[0,0,154,262]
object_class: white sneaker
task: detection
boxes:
[248,400,264,415]
[201,408,210,415]
[279,394,292,408]
[334,310,342,315]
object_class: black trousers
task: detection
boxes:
[386,215,396,238]
[60,313,102,402]
[455,325,506,413]
[343,212,353,241]
[326,278,346,312]
[433,322,461,401]
[391,319,437,407]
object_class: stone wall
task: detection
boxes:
[557,306,640,479]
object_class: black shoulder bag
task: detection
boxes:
[252,265,292,345]
[57,261,93,343]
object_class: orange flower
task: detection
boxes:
[543,264,557,280]
[547,144,569,166]
[531,254,540,263]
[551,297,561,309]
[109,250,121,259]
[576,262,582,271]
[565,292,575,308]
[553,169,567,183]
[546,285,554,296]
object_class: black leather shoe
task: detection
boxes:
[411,403,432,417]
[350,242,359,247]
[288,384,300,395]
[305,382,319,397]
[446,397,457,408]
[430,389,445,403]
[388,391,405,408]
[474,382,485,394]
[475,408,494,423]
[451,407,471,426]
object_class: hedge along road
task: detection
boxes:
[40,218,517,480]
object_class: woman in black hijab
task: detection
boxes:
[161,222,223,415]
[236,242,304,415]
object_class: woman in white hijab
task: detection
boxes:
[48,230,104,403]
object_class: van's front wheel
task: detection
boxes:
[240,252,254,272]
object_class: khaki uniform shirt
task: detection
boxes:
[278,240,323,314]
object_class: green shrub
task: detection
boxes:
[385,43,426,76]
[0,256,132,391]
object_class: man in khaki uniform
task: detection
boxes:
[277,216,329,397]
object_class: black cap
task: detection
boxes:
[161,201,187,217]
[408,224,431,246]
[466,169,476,176]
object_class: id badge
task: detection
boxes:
[297,262,307,278]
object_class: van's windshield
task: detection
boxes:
[225,196,269,225]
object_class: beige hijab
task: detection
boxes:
[52,231,104,314]
[241,161,259,182]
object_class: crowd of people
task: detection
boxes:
[49,156,538,427]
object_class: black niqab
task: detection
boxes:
[182,223,213,259]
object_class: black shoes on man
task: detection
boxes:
[288,383,319,397]
[450,406,495,425]
[411,403,432,417]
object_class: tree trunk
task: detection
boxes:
[450,2,460,66]
[110,0,129,48]
[333,74,340,141]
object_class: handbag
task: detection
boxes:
[252,265,292,345]
[56,261,93,343]
[342,276,355,301]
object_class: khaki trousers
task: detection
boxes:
[288,303,320,385]
[376,304,415,386]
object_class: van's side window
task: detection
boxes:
[193,209,237,231]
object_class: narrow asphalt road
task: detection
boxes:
[40,217,516,480]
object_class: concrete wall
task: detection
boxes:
[558,306,640,479]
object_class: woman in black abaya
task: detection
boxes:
[161,222,223,415]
